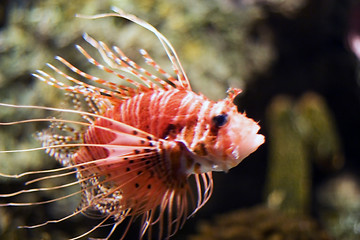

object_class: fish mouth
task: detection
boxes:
[225,128,265,170]
[206,128,264,172]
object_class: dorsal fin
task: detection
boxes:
[77,6,192,91]
[32,7,192,104]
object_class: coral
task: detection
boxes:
[189,205,331,240]
[266,95,310,215]
[265,92,343,215]
[318,174,360,240]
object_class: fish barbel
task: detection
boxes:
[0,7,264,240]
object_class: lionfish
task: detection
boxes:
[0,7,264,240]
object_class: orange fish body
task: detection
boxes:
[0,7,264,240]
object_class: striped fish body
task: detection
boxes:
[113,89,201,139]
[73,89,212,213]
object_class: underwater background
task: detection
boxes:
[0,0,359,239]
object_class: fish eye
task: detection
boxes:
[212,114,228,127]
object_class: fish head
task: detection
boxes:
[200,88,265,172]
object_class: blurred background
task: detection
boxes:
[0,0,359,239]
